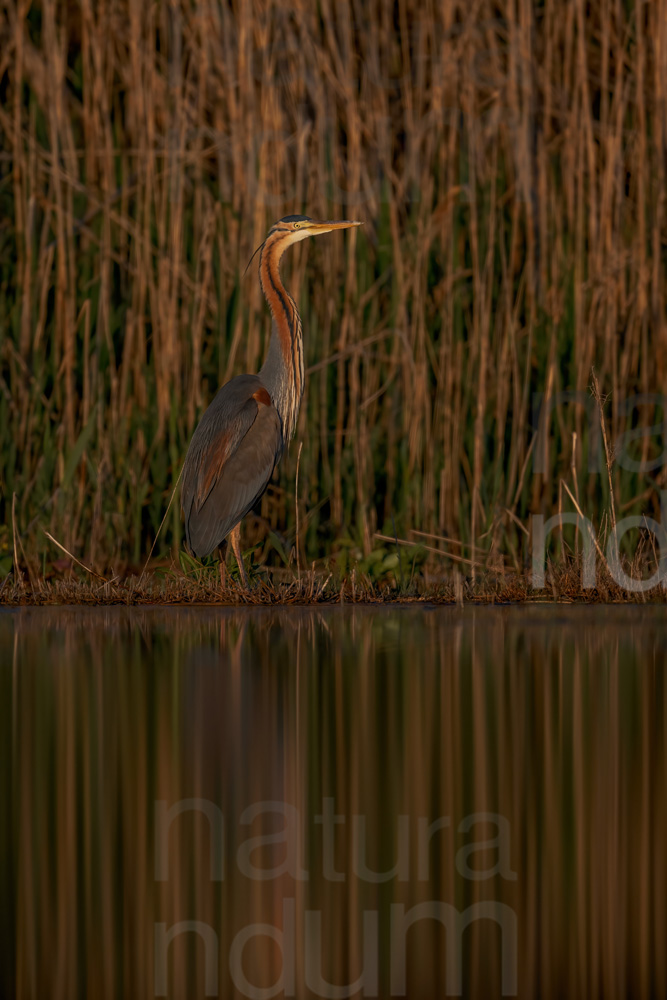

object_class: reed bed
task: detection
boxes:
[1,0,666,582]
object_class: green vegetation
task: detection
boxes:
[1,0,665,591]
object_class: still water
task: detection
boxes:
[3,604,666,998]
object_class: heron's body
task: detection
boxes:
[181,214,361,585]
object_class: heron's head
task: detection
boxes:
[245,215,362,275]
[269,214,363,245]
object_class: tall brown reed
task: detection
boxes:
[1,0,665,574]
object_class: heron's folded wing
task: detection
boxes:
[181,375,282,557]
[204,401,282,529]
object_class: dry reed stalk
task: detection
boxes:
[590,369,618,547]
[571,430,580,558]
[139,465,183,584]
[560,479,611,577]
[408,528,487,553]
[374,531,492,571]
[11,493,22,589]
[294,440,303,582]
[44,531,107,582]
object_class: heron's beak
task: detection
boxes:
[307,219,363,232]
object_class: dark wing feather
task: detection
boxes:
[181,375,282,557]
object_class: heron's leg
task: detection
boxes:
[229,523,249,588]
[217,542,228,590]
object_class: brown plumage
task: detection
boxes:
[181,214,362,586]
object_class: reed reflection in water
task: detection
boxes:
[3,605,666,998]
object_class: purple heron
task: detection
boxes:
[181,214,362,586]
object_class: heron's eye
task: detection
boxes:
[293,222,302,229]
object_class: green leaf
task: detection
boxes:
[179,549,201,573]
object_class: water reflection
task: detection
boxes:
[3,605,666,998]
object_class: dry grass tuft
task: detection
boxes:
[2,557,666,607]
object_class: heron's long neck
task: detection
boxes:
[258,235,305,442]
